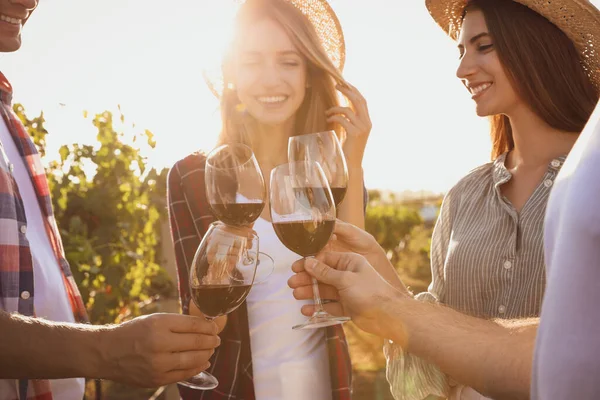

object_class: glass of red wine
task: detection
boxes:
[270,161,350,330]
[205,143,273,282]
[288,131,349,209]
[178,222,261,390]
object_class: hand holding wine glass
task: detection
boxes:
[178,222,260,390]
[270,161,350,330]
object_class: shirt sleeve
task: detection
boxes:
[383,189,456,399]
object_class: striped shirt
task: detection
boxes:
[384,153,566,400]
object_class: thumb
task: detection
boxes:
[304,257,344,286]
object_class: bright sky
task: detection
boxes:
[1,0,598,193]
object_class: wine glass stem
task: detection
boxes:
[307,256,326,314]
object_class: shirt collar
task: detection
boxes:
[492,151,568,186]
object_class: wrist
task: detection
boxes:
[89,324,116,380]
[378,292,415,346]
[345,157,364,171]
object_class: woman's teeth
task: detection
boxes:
[258,96,287,104]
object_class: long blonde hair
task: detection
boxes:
[217,0,348,149]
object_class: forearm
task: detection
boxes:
[373,254,406,290]
[379,297,537,400]
[0,311,107,379]
[337,166,365,229]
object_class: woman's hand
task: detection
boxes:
[326,220,407,290]
[326,83,372,166]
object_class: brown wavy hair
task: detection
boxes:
[457,0,599,159]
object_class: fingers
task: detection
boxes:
[288,270,314,288]
[336,83,370,120]
[326,115,355,135]
[166,349,216,372]
[303,256,345,285]
[160,362,211,386]
[166,314,219,335]
[326,106,360,126]
[292,284,340,302]
[301,303,345,317]
[167,333,221,353]
[332,219,353,238]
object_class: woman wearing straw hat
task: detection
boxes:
[385,0,599,398]
[290,0,599,398]
[167,0,371,399]
[383,0,599,397]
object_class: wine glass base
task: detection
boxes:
[178,371,219,390]
[292,312,350,330]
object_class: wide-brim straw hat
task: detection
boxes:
[204,0,345,98]
[425,0,600,89]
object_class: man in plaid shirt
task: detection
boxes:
[0,2,220,399]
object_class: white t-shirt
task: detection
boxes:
[0,121,85,400]
[531,102,600,399]
[247,217,332,400]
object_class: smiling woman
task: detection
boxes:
[167,0,372,399]
[383,0,600,399]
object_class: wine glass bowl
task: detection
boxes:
[178,222,260,390]
[204,143,274,284]
[270,161,350,330]
[205,143,266,226]
[288,131,349,208]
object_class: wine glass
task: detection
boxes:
[270,161,350,330]
[288,131,349,208]
[178,222,265,390]
[205,143,273,282]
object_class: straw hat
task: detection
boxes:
[203,0,346,98]
[425,0,600,88]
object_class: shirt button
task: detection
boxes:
[498,305,506,314]
[8,162,14,172]
[20,291,30,300]
[543,179,553,188]
[551,159,561,168]
[503,260,512,270]
[20,225,27,234]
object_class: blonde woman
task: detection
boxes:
[167,0,371,399]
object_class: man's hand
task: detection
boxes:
[101,313,221,387]
[189,302,227,334]
[326,220,407,290]
[289,252,408,338]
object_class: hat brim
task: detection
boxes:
[425,0,600,89]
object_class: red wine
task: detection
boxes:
[209,202,264,226]
[191,284,252,318]
[329,187,347,207]
[273,219,335,257]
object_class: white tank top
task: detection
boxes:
[247,217,332,400]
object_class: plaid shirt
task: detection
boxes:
[0,72,88,400]
[167,152,353,400]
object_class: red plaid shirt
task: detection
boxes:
[167,152,353,400]
[0,72,89,400]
